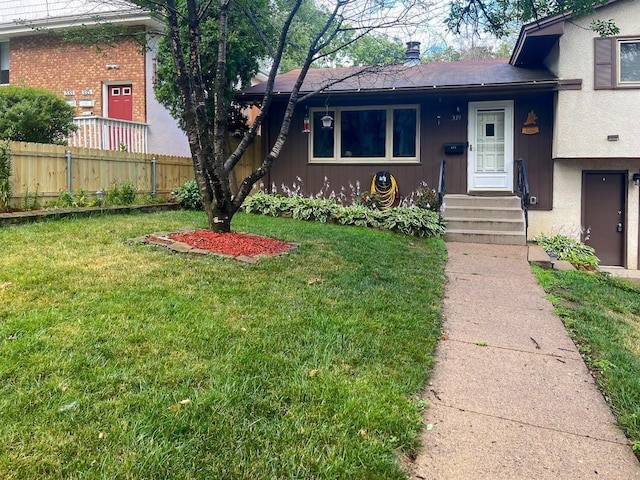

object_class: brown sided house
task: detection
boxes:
[239,0,640,272]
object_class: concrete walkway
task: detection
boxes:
[409,243,640,479]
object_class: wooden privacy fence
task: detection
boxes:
[7,137,262,207]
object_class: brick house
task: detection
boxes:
[0,0,190,156]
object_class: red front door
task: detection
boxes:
[107,85,133,121]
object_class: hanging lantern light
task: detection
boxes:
[302,115,310,133]
[321,113,333,129]
[321,102,333,129]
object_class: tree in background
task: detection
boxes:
[446,0,614,37]
[128,0,427,232]
[0,86,77,145]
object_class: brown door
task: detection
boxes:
[582,172,626,266]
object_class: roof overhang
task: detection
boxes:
[237,79,561,105]
[510,0,623,67]
[0,9,163,40]
[510,17,567,67]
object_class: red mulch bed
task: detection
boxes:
[167,230,293,258]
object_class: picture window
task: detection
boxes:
[309,105,419,164]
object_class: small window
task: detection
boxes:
[0,42,9,85]
[111,88,120,95]
[122,87,131,95]
[595,37,640,89]
[619,40,640,84]
[309,105,419,164]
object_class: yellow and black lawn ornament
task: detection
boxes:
[371,171,399,209]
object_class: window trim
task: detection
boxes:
[617,38,640,87]
[595,36,640,90]
[308,104,420,164]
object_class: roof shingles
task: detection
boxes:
[240,59,557,99]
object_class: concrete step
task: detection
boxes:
[446,217,525,232]
[444,205,525,220]
[442,194,526,245]
[445,229,527,245]
[443,194,522,209]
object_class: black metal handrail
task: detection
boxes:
[437,159,445,217]
[516,158,530,237]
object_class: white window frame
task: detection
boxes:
[617,38,640,86]
[308,104,420,164]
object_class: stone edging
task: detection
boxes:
[0,203,181,227]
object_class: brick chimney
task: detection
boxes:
[404,41,421,66]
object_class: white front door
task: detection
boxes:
[467,101,514,192]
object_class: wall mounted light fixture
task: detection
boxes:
[632,172,640,186]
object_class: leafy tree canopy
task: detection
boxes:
[119,0,434,232]
[0,86,77,145]
[446,0,611,38]
[153,0,270,130]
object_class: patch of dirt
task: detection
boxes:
[143,229,295,261]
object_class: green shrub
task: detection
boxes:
[21,186,41,211]
[106,181,137,206]
[356,191,383,210]
[414,185,439,211]
[56,189,90,208]
[533,232,599,270]
[291,196,339,223]
[0,86,77,144]
[0,141,12,212]
[175,180,203,210]
[56,190,75,208]
[243,192,446,238]
[243,191,294,217]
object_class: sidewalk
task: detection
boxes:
[409,243,640,479]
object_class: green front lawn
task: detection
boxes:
[0,211,446,479]
[533,267,640,455]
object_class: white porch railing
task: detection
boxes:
[69,116,148,153]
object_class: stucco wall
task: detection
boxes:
[551,2,640,159]
[529,159,639,269]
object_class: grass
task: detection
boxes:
[0,210,447,479]
[533,266,640,455]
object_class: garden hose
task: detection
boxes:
[371,171,398,209]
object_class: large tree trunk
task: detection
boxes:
[204,197,234,233]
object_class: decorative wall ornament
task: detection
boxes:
[522,110,539,135]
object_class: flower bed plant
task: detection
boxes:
[532,232,599,270]
[243,191,445,238]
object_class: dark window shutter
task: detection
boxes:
[594,37,615,89]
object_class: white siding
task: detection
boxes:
[0,1,137,23]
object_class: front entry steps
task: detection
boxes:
[442,194,527,245]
